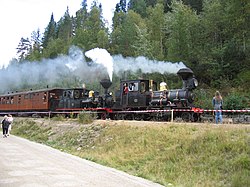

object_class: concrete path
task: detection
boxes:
[0,135,163,187]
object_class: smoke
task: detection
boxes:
[85,48,186,81]
[0,46,186,93]
[85,48,113,81]
[0,46,106,93]
[113,55,186,75]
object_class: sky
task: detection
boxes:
[0,0,120,68]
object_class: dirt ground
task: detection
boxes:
[18,117,250,129]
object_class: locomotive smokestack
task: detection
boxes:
[177,68,196,90]
[177,68,194,80]
[100,79,112,94]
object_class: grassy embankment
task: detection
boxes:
[11,117,250,187]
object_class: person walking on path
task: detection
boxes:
[1,115,9,138]
[7,114,13,136]
[212,91,223,124]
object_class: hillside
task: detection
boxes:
[12,118,250,187]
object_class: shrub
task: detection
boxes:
[78,112,95,124]
[52,114,65,121]
[193,89,213,109]
[224,93,249,110]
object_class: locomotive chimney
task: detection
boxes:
[100,79,112,94]
[177,68,194,90]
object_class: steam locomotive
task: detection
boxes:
[0,68,201,122]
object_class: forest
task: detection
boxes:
[1,0,249,109]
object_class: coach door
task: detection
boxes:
[49,90,61,111]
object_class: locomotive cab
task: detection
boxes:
[113,80,157,110]
[58,89,90,109]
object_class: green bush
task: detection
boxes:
[52,114,65,121]
[78,112,95,124]
[193,89,213,109]
[224,93,249,110]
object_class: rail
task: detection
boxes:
[1,108,249,123]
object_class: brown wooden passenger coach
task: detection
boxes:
[0,88,61,112]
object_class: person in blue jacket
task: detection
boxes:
[212,91,223,124]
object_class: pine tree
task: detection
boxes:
[73,2,108,51]
[16,37,31,62]
[75,0,88,29]
[57,7,73,42]
[111,10,145,56]
[115,0,127,13]
[128,0,147,17]
[26,29,43,61]
[42,13,56,48]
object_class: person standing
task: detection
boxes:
[123,83,128,94]
[1,115,9,138]
[212,91,223,124]
[7,114,13,136]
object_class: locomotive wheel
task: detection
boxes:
[116,114,124,120]
[192,113,200,122]
[143,114,151,121]
[181,112,191,122]
[134,114,143,121]
[125,114,134,120]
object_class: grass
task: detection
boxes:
[11,119,250,187]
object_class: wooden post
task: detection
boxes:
[171,109,174,122]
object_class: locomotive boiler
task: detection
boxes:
[150,68,198,108]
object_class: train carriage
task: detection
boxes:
[0,88,66,114]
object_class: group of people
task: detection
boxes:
[1,114,13,138]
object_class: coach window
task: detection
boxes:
[18,95,21,104]
[140,82,146,92]
[43,92,47,101]
[10,97,14,104]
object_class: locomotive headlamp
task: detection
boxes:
[194,79,198,87]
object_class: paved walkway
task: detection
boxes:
[0,135,163,187]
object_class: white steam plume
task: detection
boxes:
[0,46,106,93]
[0,46,187,93]
[85,48,186,81]
[113,55,186,75]
[85,48,113,81]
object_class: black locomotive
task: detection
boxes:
[105,67,200,121]
[0,68,201,121]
